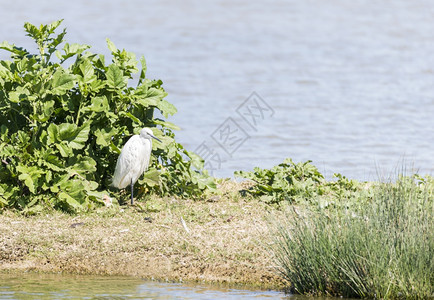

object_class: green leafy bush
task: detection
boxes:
[0,20,214,213]
[235,158,369,206]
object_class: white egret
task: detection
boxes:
[112,128,161,205]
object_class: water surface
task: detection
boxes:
[0,272,294,299]
[1,0,433,179]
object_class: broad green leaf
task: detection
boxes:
[95,130,108,147]
[16,165,42,194]
[195,176,216,190]
[55,50,62,61]
[0,62,13,79]
[58,191,82,210]
[106,38,117,53]
[58,123,77,140]
[119,111,140,123]
[0,184,20,205]
[16,57,29,72]
[0,125,8,136]
[8,86,30,103]
[45,170,52,183]
[187,151,204,169]
[106,64,125,89]
[48,30,66,53]
[17,131,30,146]
[69,155,96,174]
[42,100,55,120]
[56,142,71,157]
[24,22,41,38]
[47,19,63,33]
[0,195,7,206]
[47,123,59,143]
[89,79,105,92]
[50,185,59,193]
[157,99,177,117]
[152,119,180,131]
[1,144,15,157]
[51,69,75,95]
[139,168,160,187]
[112,49,138,74]
[79,59,96,84]
[134,82,150,96]
[151,134,172,151]
[69,123,90,149]
[34,100,55,122]
[95,127,116,147]
[87,190,107,203]
[147,87,167,102]
[8,91,21,103]
[86,96,109,112]
[138,55,147,84]
[135,97,158,108]
[59,43,91,61]
[52,123,89,150]
[40,149,63,171]
[85,180,98,191]
[0,41,14,52]
[93,54,106,69]
[0,41,29,57]
[18,173,35,193]
[60,178,87,201]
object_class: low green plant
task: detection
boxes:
[235,158,325,204]
[273,174,433,299]
[235,158,368,206]
[0,20,214,213]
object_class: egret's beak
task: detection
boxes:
[150,134,162,143]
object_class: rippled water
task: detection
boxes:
[1,0,433,179]
[0,273,294,299]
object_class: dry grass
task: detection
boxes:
[0,180,285,289]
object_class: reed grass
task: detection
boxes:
[273,175,433,299]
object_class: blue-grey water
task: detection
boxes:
[1,0,433,180]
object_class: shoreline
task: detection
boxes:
[0,183,286,290]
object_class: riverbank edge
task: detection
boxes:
[0,183,288,291]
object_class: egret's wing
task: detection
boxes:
[139,139,152,174]
[112,136,146,188]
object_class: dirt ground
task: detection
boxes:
[0,182,287,290]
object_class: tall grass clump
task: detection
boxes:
[273,174,433,299]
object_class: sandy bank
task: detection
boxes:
[0,184,286,290]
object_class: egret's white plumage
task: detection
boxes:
[112,128,161,204]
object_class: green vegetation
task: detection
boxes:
[271,174,433,299]
[1,20,432,300]
[0,20,214,213]
[235,158,371,208]
[237,159,432,298]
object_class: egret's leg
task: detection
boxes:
[131,179,134,205]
